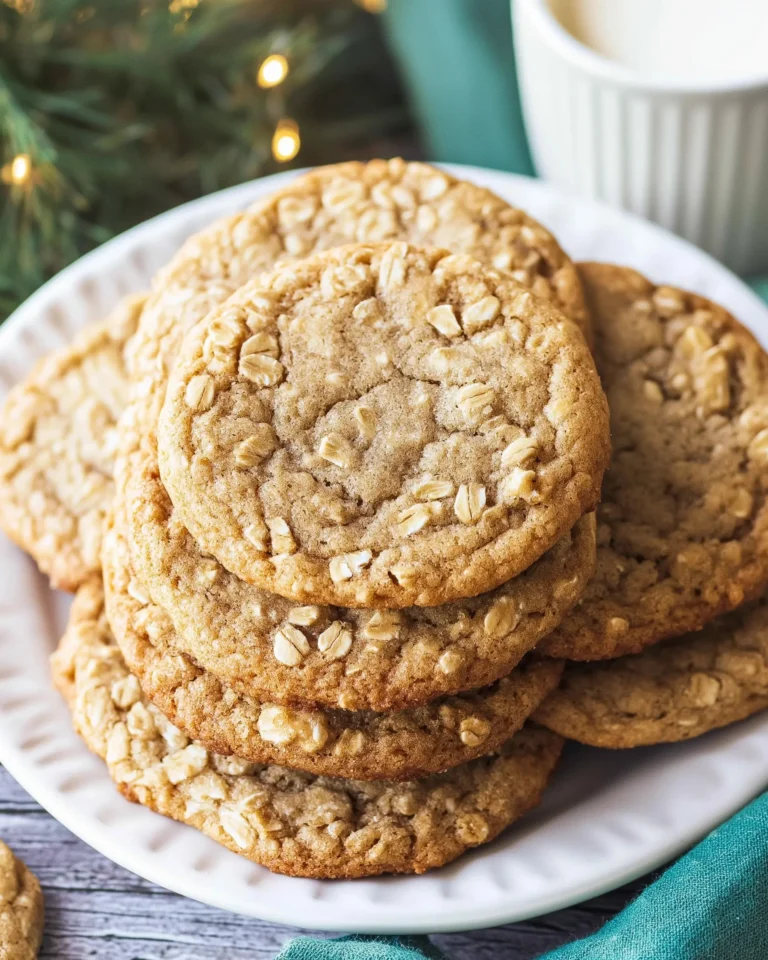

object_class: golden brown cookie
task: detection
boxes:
[115,160,593,639]
[0,295,143,590]
[53,582,564,879]
[99,524,563,779]
[156,244,607,607]
[122,421,593,710]
[540,263,768,660]
[535,595,768,747]
[0,840,43,960]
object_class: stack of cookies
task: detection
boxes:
[3,159,768,880]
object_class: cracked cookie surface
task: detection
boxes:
[157,243,607,607]
[53,581,564,879]
[540,263,768,660]
[100,526,563,779]
[535,595,768,746]
[0,840,44,960]
[0,295,143,590]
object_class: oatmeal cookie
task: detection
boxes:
[540,263,768,660]
[116,159,593,619]
[157,244,607,607]
[0,840,43,960]
[535,595,768,746]
[0,295,143,590]
[100,527,563,779]
[53,582,564,879]
[123,429,593,710]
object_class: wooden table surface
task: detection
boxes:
[0,765,661,959]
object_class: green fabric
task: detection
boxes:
[275,276,768,959]
[539,789,768,958]
[276,936,446,960]
[276,789,768,960]
[382,0,534,174]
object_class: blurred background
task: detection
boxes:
[0,0,537,320]
[3,0,767,320]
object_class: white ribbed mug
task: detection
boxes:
[512,0,768,274]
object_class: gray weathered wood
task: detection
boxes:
[0,765,655,959]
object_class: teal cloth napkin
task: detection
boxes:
[276,784,768,960]
[537,788,768,958]
[276,276,768,960]
[277,936,445,960]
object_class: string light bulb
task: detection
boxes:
[272,119,300,163]
[3,0,35,12]
[2,154,32,187]
[355,0,387,12]
[258,54,289,89]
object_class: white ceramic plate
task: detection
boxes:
[1,165,767,935]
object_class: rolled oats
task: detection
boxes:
[329,550,372,583]
[378,241,407,289]
[273,624,310,666]
[426,304,462,337]
[459,716,491,747]
[244,521,269,551]
[318,434,353,469]
[352,298,382,324]
[287,606,321,627]
[353,405,377,441]
[258,705,329,753]
[501,437,538,469]
[413,478,454,501]
[241,331,279,358]
[457,383,495,421]
[267,518,296,556]
[235,426,276,467]
[360,611,401,642]
[462,296,500,334]
[396,503,436,537]
[238,352,284,387]
[483,598,518,638]
[317,621,353,659]
[185,374,215,411]
[454,483,486,524]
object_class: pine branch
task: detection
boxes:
[0,0,408,319]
